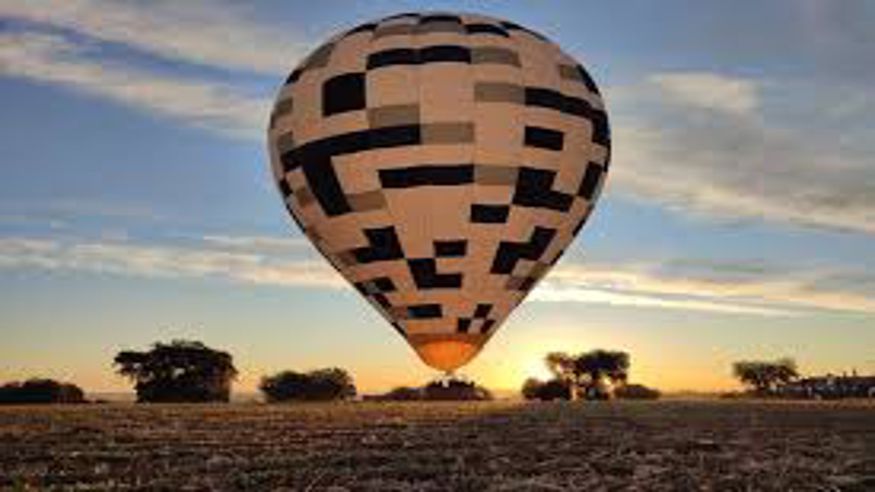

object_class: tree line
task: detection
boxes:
[114,341,660,403]
[1,340,653,404]
[0,340,493,404]
[3,340,870,404]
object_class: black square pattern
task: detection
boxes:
[323,73,366,117]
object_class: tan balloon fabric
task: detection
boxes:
[267,12,610,372]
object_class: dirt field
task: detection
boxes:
[1,400,873,491]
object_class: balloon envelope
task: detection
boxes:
[267,12,610,372]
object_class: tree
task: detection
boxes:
[732,358,798,395]
[0,379,86,405]
[259,368,356,402]
[521,378,542,400]
[575,349,629,399]
[521,378,572,401]
[546,350,630,399]
[114,340,237,403]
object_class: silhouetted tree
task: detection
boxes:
[546,352,577,388]
[0,379,86,405]
[521,378,542,400]
[521,378,572,401]
[547,350,630,399]
[732,358,798,395]
[577,350,629,398]
[259,368,356,402]
[114,340,237,403]
[615,383,661,400]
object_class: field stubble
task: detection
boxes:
[0,400,873,491]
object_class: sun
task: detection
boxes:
[524,357,554,382]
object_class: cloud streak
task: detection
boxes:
[1,0,307,74]
[530,285,794,317]
[2,235,873,317]
[540,262,875,316]
[0,236,343,289]
[200,235,310,252]
[647,72,759,116]
[0,31,269,139]
[608,72,875,235]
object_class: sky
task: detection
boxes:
[1,1,873,395]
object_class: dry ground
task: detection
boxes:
[0,400,873,491]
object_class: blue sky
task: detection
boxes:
[1,1,873,393]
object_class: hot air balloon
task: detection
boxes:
[267,12,610,373]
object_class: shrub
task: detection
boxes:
[260,368,356,402]
[521,378,542,400]
[374,386,422,401]
[0,379,86,404]
[615,383,661,400]
[521,378,571,401]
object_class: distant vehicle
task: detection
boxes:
[777,374,875,399]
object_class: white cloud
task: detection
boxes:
[2,235,873,317]
[531,285,794,317]
[539,263,875,315]
[647,72,759,115]
[0,0,308,74]
[607,72,875,235]
[200,235,310,253]
[0,31,269,139]
[0,235,343,289]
